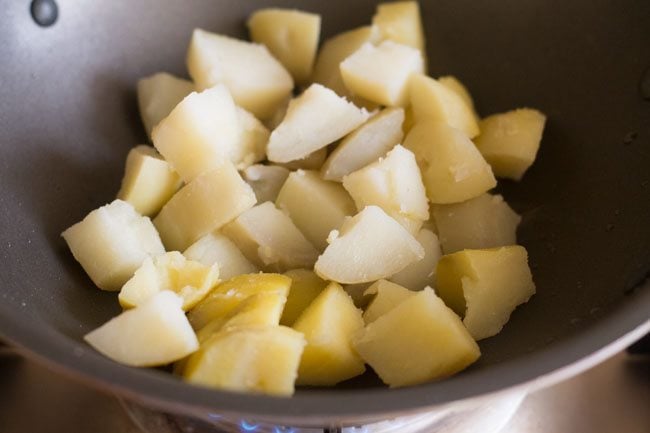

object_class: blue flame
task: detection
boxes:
[274,427,296,433]
[240,420,259,431]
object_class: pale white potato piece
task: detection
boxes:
[266,84,369,163]
[315,206,424,284]
[389,228,442,290]
[404,120,496,204]
[353,287,480,387]
[340,41,424,106]
[436,246,536,340]
[276,170,356,251]
[322,108,404,182]
[186,29,294,119]
[62,199,165,291]
[372,1,426,61]
[362,279,415,324]
[342,145,428,233]
[222,202,319,272]
[152,85,241,182]
[276,148,328,171]
[119,251,219,311]
[432,193,521,254]
[438,75,479,125]
[311,25,380,107]
[247,9,321,84]
[154,162,256,251]
[234,108,269,170]
[85,291,198,367]
[474,108,546,180]
[242,164,291,203]
[184,232,258,280]
[137,72,195,137]
[117,145,182,217]
[409,74,480,138]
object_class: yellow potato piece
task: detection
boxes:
[248,9,321,84]
[137,72,194,137]
[353,287,480,387]
[183,232,258,281]
[435,246,536,340]
[372,1,426,60]
[233,107,269,170]
[281,269,329,326]
[438,75,480,125]
[362,279,415,324]
[293,282,366,385]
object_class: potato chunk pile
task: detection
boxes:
[62,1,545,396]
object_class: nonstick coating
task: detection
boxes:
[0,0,649,426]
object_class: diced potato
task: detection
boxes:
[184,326,305,396]
[372,1,426,61]
[315,206,424,284]
[389,228,441,290]
[186,29,294,119]
[153,162,256,251]
[404,121,496,204]
[264,95,291,130]
[234,108,269,170]
[276,148,328,171]
[311,25,380,106]
[242,164,291,203]
[432,193,521,254]
[342,145,428,233]
[362,279,414,324]
[409,74,480,138]
[85,291,198,367]
[188,273,291,330]
[183,232,258,280]
[353,288,480,387]
[119,251,219,311]
[435,246,536,340]
[116,145,182,217]
[222,202,319,271]
[137,72,195,137]
[292,282,365,385]
[276,170,356,250]
[266,84,369,163]
[281,269,329,326]
[402,105,416,135]
[474,108,546,180]
[340,41,424,106]
[322,108,404,182]
[438,75,479,125]
[62,200,165,291]
[247,9,321,84]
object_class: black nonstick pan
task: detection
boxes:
[0,0,649,428]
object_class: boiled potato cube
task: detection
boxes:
[404,121,496,204]
[342,145,428,233]
[315,206,424,284]
[152,85,241,183]
[311,25,380,106]
[322,108,404,182]
[242,164,291,203]
[187,29,294,119]
[137,72,194,137]
[362,279,414,324]
[188,273,291,330]
[474,108,546,180]
[292,282,365,385]
[183,232,258,280]
[353,287,480,387]
[281,269,329,326]
[119,251,219,311]
[85,291,198,367]
[340,41,424,106]
[154,163,256,251]
[116,145,182,217]
[266,84,369,163]
[389,228,442,290]
[276,170,356,250]
[233,108,269,170]
[184,326,305,396]
[409,74,479,138]
[438,75,479,125]
[247,9,321,84]
[372,1,426,60]
[222,202,319,271]
[62,199,165,291]
[276,147,328,171]
[435,246,536,340]
[432,193,521,254]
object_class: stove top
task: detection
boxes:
[0,345,648,433]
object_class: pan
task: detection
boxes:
[0,0,649,428]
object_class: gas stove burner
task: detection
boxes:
[121,390,526,433]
